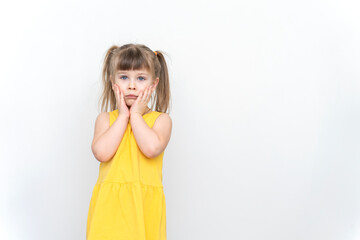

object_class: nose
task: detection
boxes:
[128,78,136,89]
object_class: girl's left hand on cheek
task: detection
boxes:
[130,85,155,116]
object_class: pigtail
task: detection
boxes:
[153,50,172,114]
[99,45,118,112]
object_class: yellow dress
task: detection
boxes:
[86,109,166,240]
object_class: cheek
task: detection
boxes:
[115,82,125,91]
[140,85,151,92]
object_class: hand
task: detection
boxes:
[130,85,155,116]
[113,83,130,119]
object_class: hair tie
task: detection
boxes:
[154,51,158,56]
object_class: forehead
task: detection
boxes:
[116,69,150,75]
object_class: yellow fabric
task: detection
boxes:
[87,109,166,240]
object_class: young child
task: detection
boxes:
[86,43,172,240]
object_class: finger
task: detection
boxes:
[118,86,124,100]
[120,89,124,102]
[121,90,126,106]
[148,86,154,101]
[138,89,144,103]
[143,86,150,103]
[119,88,124,105]
[119,90,123,103]
[141,87,148,104]
[134,90,140,105]
[115,84,119,99]
[140,87,147,104]
[113,84,117,97]
[147,86,153,101]
[116,85,121,105]
[144,86,151,103]
[114,85,118,107]
[141,88,147,103]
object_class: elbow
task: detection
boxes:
[145,145,160,159]
[141,145,154,159]
[145,135,164,158]
[94,153,106,163]
[91,145,102,162]
[144,150,155,159]
[91,144,107,163]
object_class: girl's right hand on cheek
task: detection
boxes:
[113,83,130,119]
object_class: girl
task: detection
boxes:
[86,43,172,240]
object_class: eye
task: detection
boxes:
[119,75,127,80]
[138,76,145,81]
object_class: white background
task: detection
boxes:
[0,0,359,239]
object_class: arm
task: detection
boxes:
[130,113,172,158]
[91,112,129,162]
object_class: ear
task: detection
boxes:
[153,77,159,88]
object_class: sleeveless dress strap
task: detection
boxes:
[109,110,118,126]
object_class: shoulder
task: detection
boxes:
[92,112,110,146]
[152,113,172,148]
[155,112,172,123]
[95,111,110,127]
[97,111,110,120]
[153,112,172,129]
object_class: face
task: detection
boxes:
[111,69,159,107]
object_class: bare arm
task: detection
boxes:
[130,113,172,158]
[91,112,129,162]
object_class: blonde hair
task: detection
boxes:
[98,43,172,113]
